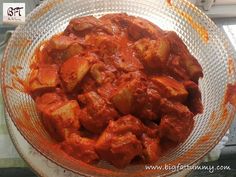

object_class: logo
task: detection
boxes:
[3,3,25,24]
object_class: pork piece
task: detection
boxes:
[86,34,143,72]
[167,55,190,81]
[159,114,194,143]
[141,134,161,163]
[106,115,145,136]
[115,41,144,72]
[95,115,147,167]
[143,120,159,138]
[165,31,203,82]
[61,133,99,164]
[134,37,170,70]
[64,16,113,36]
[36,93,80,141]
[111,78,145,114]
[135,88,161,121]
[96,131,142,168]
[60,55,91,92]
[36,92,68,114]
[160,98,194,119]
[183,81,203,115]
[151,76,188,102]
[100,13,164,40]
[28,64,59,94]
[90,62,116,84]
[78,91,118,133]
[47,35,85,63]
[64,43,85,59]
[85,34,118,56]
[97,83,117,101]
[49,35,77,50]
[127,16,164,40]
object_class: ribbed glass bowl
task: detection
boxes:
[1,0,236,176]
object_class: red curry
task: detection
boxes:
[26,13,203,168]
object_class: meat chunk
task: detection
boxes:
[60,55,90,92]
[152,76,188,102]
[106,115,144,136]
[135,88,161,121]
[141,134,161,163]
[95,131,142,168]
[36,92,67,114]
[167,55,190,81]
[127,16,164,40]
[100,14,163,40]
[78,91,118,133]
[64,16,112,36]
[166,31,203,82]
[134,37,170,70]
[97,83,116,101]
[95,115,145,167]
[36,93,80,140]
[90,62,115,84]
[28,64,59,94]
[159,114,194,143]
[160,98,194,119]
[61,133,99,163]
[85,34,118,56]
[143,120,159,138]
[49,35,76,50]
[183,81,203,115]
[111,78,145,114]
[64,43,85,59]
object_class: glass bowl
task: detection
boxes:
[1,0,236,176]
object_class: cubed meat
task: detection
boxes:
[106,115,145,137]
[127,16,164,40]
[165,31,203,82]
[78,91,118,133]
[35,92,67,114]
[64,16,100,36]
[36,93,80,141]
[143,120,159,138]
[134,37,170,70]
[159,114,194,143]
[115,44,144,72]
[90,62,115,84]
[135,88,161,121]
[152,76,188,102]
[60,55,90,92]
[183,81,203,115]
[90,63,106,84]
[167,55,190,81]
[97,83,117,101]
[85,34,119,56]
[61,133,99,164]
[111,78,145,114]
[141,134,161,163]
[95,132,142,168]
[28,64,59,94]
[64,16,113,36]
[49,35,76,50]
[160,98,194,119]
[46,100,80,140]
[64,43,85,59]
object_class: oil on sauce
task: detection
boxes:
[166,0,209,43]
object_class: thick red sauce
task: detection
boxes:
[19,13,203,168]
